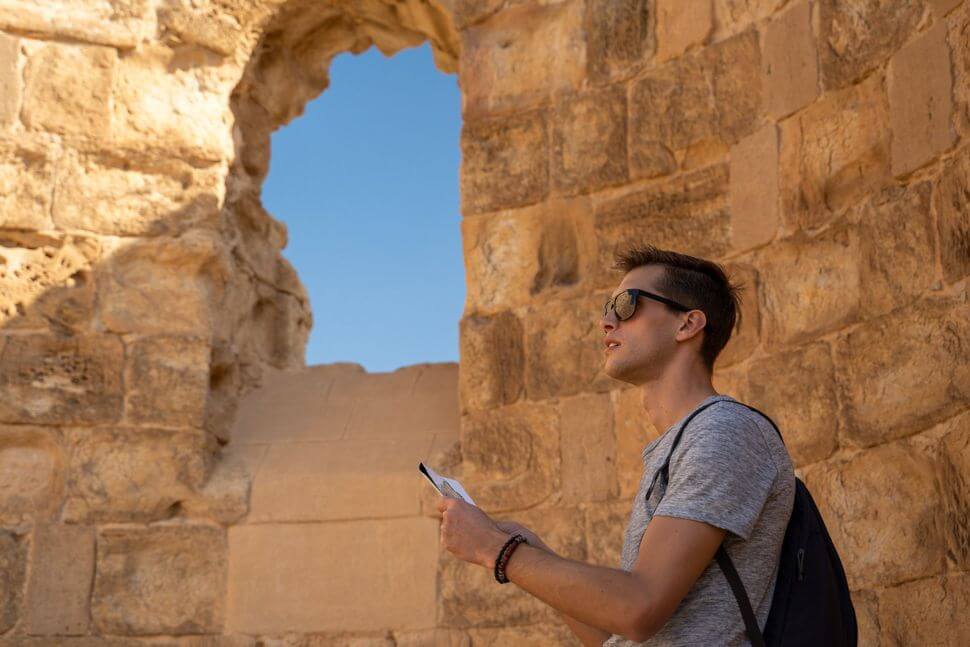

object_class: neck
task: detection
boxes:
[637,358,718,434]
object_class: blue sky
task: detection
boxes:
[263,44,464,373]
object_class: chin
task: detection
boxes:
[603,358,641,386]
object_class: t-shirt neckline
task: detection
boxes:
[639,393,736,462]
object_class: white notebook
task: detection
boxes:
[418,462,476,505]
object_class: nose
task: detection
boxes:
[600,307,617,334]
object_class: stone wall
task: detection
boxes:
[0,0,967,645]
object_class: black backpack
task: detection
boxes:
[646,399,858,646]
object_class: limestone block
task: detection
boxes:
[97,234,227,336]
[124,335,210,428]
[0,333,123,425]
[0,34,18,128]
[93,524,227,635]
[930,0,964,16]
[756,227,861,348]
[705,29,763,145]
[0,0,148,49]
[0,426,64,525]
[111,45,234,161]
[938,411,970,569]
[851,589,880,647]
[779,73,890,230]
[439,506,585,628]
[729,124,779,252]
[855,183,935,320]
[877,573,970,645]
[934,142,970,283]
[710,0,787,40]
[459,313,525,413]
[712,362,749,401]
[889,20,956,176]
[560,392,617,503]
[523,290,616,400]
[0,531,24,633]
[159,4,242,56]
[834,297,970,446]
[802,439,943,589]
[461,108,548,214]
[22,42,115,136]
[629,56,711,178]
[459,1,585,117]
[948,4,970,141]
[552,85,628,195]
[460,402,560,511]
[745,342,839,466]
[586,0,653,82]
[466,623,579,646]
[656,0,712,61]
[762,0,818,119]
[228,519,437,634]
[181,449,252,525]
[611,387,659,499]
[585,499,634,567]
[0,138,54,230]
[716,262,761,368]
[818,0,924,90]
[24,524,94,636]
[394,629,469,647]
[594,165,731,284]
[63,427,204,523]
[52,149,224,236]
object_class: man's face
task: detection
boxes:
[599,265,687,385]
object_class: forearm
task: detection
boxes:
[558,610,613,647]
[504,544,653,640]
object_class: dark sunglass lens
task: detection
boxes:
[616,292,636,320]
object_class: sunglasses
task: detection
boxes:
[603,289,692,321]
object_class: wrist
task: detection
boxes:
[479,529,511,569]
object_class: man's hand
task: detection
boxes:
[437,497,510,568]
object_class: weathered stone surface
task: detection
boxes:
[0,34,18,129]
[0,334,123,425]
[877,573,970,645]
[523,291,616,400]
[459,313,524,413]
[24,524,94,636]
[706,29,763,145]
[0,138,55,231]
[461,109,548,214]
[0,426,64,525]
[159,4,243,56]
[802,438,943,589]
[459,1,585,116]
[935,145,970,283]
[930,0,964,16]
[852,589,880,646]
[711,0,788,39]
[125,335,210,428]
[466,623,579,646]
[181,449,252,525]
[394,628,469,647]
[97,233,227,336]
[439,506,585,628]
[228,519,437,634]
[586,0,653,82]
[889,20,956,176]
[585,499,634,567]
[834,297,970,446]
[64,427,204,523]
[656,0,712,61]
[552,85,628,195]
[22,43,115,135]
[854,183,935,319]
[629,56,711,178]
[779,72,890,230]
[818,0,924,89]
[937,411,970,569]
[460,402,560,511]
[611,387,659,499]
[756,227,861,347]
[595,165,731,283]
[716,262,761,368]
[93,524,227,635]
[0,0,146,49]
[745,342,839,466]
[560,392,616,503]
[762,0,818,119]
[52,149,224,236]
[0,531,24,633]
[730,124,779,252]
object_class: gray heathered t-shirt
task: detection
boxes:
[603,394,795,647]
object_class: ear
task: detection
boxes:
[676,310,707,341]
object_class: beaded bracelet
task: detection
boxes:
[494,534,528,584]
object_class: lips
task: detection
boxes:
[604,337,621,352]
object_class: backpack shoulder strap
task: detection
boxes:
[642,399,721,502]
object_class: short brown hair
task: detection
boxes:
[614,244,743,371]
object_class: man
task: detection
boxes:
[437,245,796,645]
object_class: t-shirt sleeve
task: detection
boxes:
[652,407,778,541]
